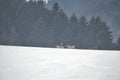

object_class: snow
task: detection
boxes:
[25,0,48,4]
[0,45,120,80]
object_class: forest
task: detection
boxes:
[0,0,120,50]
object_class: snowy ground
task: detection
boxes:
[0,45,120,80]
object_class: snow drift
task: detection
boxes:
[0,45,120,80]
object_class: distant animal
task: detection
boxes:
[55,43,65,48]
[67,45,75,49]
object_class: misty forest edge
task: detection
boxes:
[0,0,120,50]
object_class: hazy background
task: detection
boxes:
[47,0,120,42]
[0,0,120,50]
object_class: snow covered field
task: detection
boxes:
[0,45,120,80]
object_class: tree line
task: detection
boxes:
[0,0,120,50]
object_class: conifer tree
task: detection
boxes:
[88,16,113,49]
[79,16,88,48]
[51,2,59,16]
[69,13,80,47]
[116,36,120,50]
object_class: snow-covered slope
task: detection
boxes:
[0,45,120,80]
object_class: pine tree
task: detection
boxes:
[69,13,80,47]
[79,16,87,26]
[87,17,96,48]
[51,2,59,16]
[56,9,69,44]
[88,16,113,50]
[8,26,18,45]
[70,13,78,24]
[79,16,88,48]
[116,36,120,50]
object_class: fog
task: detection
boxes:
[48,0,120,42]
